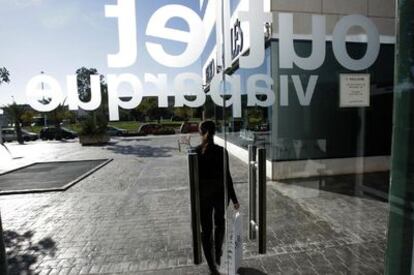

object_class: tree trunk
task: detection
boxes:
[54,120,62,140]
[14,122,23,145]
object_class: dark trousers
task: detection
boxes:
[200,196,225,271]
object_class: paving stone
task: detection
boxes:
[1,135,387,274]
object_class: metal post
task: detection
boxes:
[385,0,414,273]
[188,153,202,265]
[257,148,267,254]
[248,145,257,240]
[0,212,8,275]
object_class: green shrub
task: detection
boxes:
[79,112,108,136]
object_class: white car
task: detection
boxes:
[1,128,16,142]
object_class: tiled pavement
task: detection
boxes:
[0,135,388,274]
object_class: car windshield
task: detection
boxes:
[3,129,14,134]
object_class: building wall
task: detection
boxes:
[270,0,395,37]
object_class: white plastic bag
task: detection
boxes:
[229,211,243,275]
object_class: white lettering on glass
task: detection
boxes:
[279,13,326,70]
[105,0,137,68]
[25,0,382,121]
[26,74,64,112]
[107,74,143,121]
[333,15,380,71]
[67,75,102,111]
[146,5,205,68]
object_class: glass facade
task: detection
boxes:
[216,10,399,274]
[2,0,414,274]
[209,40,394,161]
[271,41,394,161]
[207,46,272,157]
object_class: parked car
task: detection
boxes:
[40,127,78,140]
[137,123,162,135]
[1,128,16,142]
[179,122,199,133]
[106,126,128,136]
[21,129,38,141]
[0,128,38,142]
[153,127,176,135]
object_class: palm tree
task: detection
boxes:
[38,97,71,140]
[49,101,70,140]
[2,103,25,144]
[76,67,109,145]
[0,67,10,85]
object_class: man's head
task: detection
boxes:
[199,120,216,143]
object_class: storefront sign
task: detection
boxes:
[203,18,245,86]
[205,59,216,85]
[340,74,371,107]
[231,19,244,60]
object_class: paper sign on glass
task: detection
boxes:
[340,74,371,108]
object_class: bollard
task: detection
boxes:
[0,212,8,275]
[188,152,202,265]
[257,148,267,254]
[248,145,257,240]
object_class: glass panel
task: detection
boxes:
[2,0,414,274]
[209,8,397,275]
[385,0,414,273]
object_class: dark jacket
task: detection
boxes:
[196,143,238,204]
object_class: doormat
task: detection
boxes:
[0,159,112,195]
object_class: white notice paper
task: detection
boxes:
[340,74,370,107]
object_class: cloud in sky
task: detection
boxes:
[0,0,78,30]
[0,0,204,105]
[39,2,80,29]
[16,0,43,6]
[82,11,110,33]
[0,0,44,9]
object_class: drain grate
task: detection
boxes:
[0,159,112,195]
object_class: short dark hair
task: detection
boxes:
[199,120,216,137]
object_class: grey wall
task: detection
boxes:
[271,0,395,37]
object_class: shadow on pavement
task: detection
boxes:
[238,267,267,275]
[4,230,57,275]
[105,144,177,158]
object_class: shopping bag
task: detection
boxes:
[229,211,243,275]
